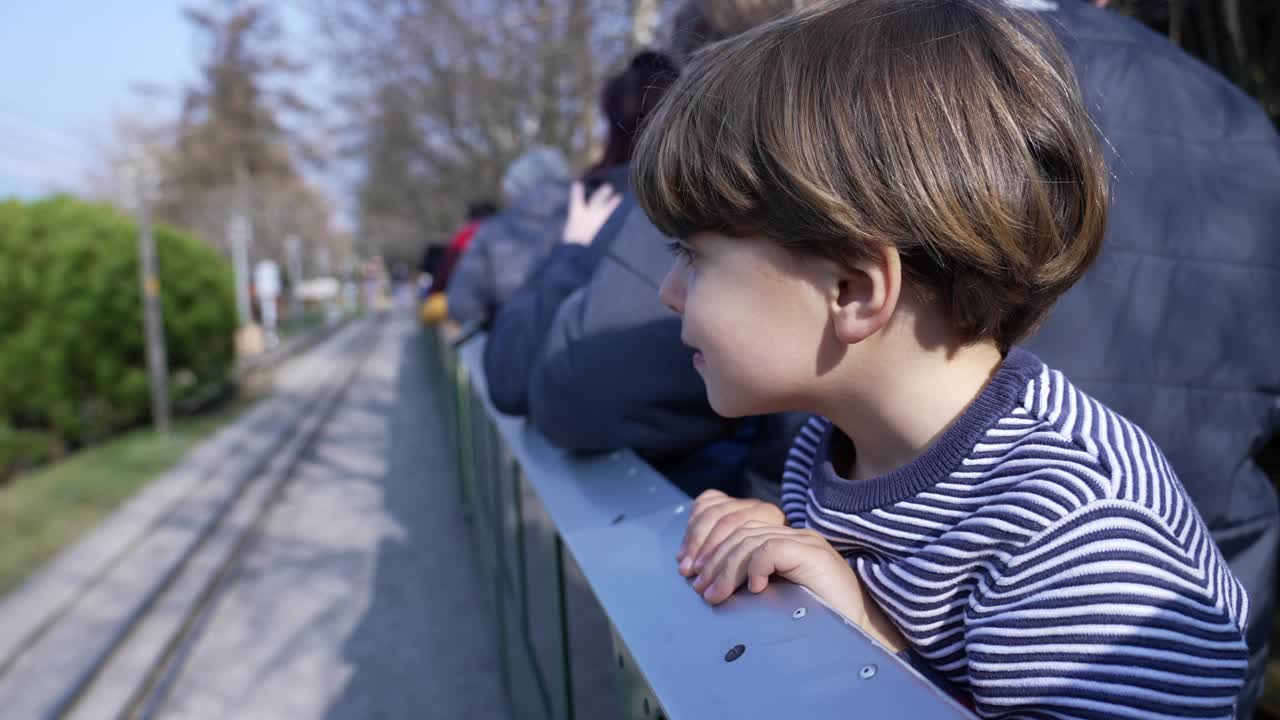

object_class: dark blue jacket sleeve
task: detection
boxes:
[483,243,598,416]
[482,191,634,416]
[526,207,736,463]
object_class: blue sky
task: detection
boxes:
[0,1,327,201]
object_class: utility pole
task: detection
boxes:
[316,246,331,277]
[229,212,252,327]
[285,234,304,318]
[132,158,172,434]
[229,158,253,328]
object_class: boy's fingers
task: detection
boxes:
[678,497,735,561]
[679,503,744,575]
[682,522,832,602]
[756,535,838,592]
[746,542,785,594]
[714,536,805,601]
[692,511,755,573]
[746,564,771,594]
[680,511,728,575]
[699,528,802,603]
[700,533,770,603]
[690,502,787,570]
[692,523,776,595]
[569,181,586,210]
[692,489,728,508]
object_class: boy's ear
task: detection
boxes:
[830,246,902,345]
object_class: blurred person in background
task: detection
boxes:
[446,146,571,328]
[580,51,678,192]
[417,244,445,294]
[1015,1,1280,714]
[515,3,816,501]
[420,201,497,325]
[483,50,678,417]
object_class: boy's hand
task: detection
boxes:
[689,523,910,652]
[676,489,786,577]
[689,523,851,605]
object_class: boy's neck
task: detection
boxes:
[818,339,1004,481]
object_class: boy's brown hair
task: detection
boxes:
[635,0,1109,349]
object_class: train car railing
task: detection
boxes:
[425,327,975,720]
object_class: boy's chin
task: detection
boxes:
[705,386,759,419]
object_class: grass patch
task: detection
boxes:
[278,308,327,340]
[0,401,253,598]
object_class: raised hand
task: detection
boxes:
[562,181,622,246]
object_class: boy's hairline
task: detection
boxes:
[640,0,1108,349]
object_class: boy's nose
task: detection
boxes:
[659,260,686,316]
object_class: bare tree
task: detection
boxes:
[83,116,177,211]
[143,0,340,275]
[309,0,660,260]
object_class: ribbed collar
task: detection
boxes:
[813,347,1043,514]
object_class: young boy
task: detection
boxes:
[632,0,1250,717]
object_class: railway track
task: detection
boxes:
[0,316,383,720]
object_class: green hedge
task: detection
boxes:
[0,196,237,475]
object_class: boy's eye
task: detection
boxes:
[665,240,696,263]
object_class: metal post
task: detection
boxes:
[316,246,331,277]
[229,213,252,328]
[230,157,254,329]
[136,171,171,434]
[554,535,576,720]
[285,234,303,319]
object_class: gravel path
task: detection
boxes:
[160,312,511,720]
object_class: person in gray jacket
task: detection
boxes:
[523,0,816,499]
[484,51,678,419]
[447,146,571,328]
[1020,2,1280,714]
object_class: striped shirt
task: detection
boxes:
[781,348,1248,719]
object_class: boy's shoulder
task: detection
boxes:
[784,349,1189,529]
[981,351,1190,526]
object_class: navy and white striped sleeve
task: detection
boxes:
[963,500,1249,719]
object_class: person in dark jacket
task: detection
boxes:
[427,201,498,296]
[447,146,571,328]
[1015,2,1280,715]
[516,4,815,499]
[484,51,678,419]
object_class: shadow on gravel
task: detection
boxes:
[322,321,512,720]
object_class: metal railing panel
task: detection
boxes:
[434,332,975,720]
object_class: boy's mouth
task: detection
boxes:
[681,336,705,368]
